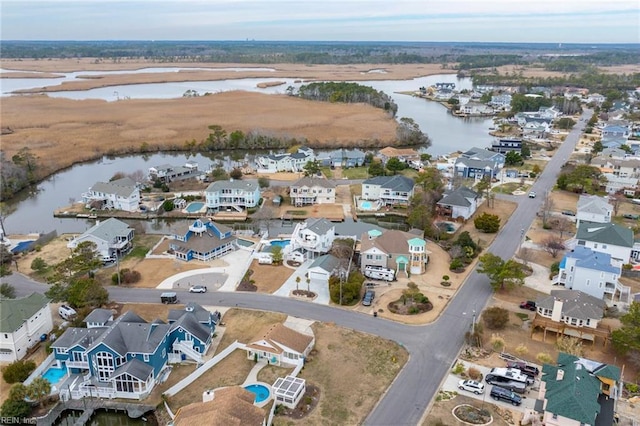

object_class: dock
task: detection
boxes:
[37,399,154,425]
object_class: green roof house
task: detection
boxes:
[540,353,621,426]
[0,293,53,362]
[574,221,634,263]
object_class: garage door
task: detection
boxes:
[308,269,329,282]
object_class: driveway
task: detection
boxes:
[273,259,331,304]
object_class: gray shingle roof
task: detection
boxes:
[168,303,215,324]
[84,309,113,325]
[305,218,335,235]
[438,186,479,208]
[169,312,211,343]
[577,195,612,216]
[86,311,169,356]
[206,179,258,193]
[536,290,605,321]
[363,175,415,192]
[110,358,154,381]
[85,218,133,242]
[461,147,501,161]
[51,327,107,350]
[308,254,340,273]
[291,176,336,189]
[454,157,497,170]
[576,221,634,248]
[0,293,50,333]
[90,178,137,198]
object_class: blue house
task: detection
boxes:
[169,218,236,262]
[51,306,216,400]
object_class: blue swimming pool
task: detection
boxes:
[185,202,204,213]
[269,239,290,248]
[43,365,66,386]
[361,201,373,209]
[244,384,271,403]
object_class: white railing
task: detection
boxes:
[66,360,89,369]
[24,353,55,386]
[174,341,202,363]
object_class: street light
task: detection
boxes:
[519,228,525,252]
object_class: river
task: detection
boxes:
[2,68,494,234]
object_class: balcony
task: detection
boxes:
[67,360,89,369]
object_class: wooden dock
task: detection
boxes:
[37,399,154,425]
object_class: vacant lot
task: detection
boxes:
[245,260,295,293]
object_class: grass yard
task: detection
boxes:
[245,260,295,293]
[341,167,370,179]
[491,182,522,194]
[319,167,333,179]
[216,309,287,355]
[273,322,409,425]
[257,365,295,386]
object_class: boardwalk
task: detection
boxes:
[37,399,155,426]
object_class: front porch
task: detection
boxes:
[530,315,612,347]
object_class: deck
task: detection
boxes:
[530,314,612,346]
[37,399,155,425]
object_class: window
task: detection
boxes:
[95,351,115,382]
[552,414,558,420]
[143,354,149,362]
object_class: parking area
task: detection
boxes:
[441,359,540,413]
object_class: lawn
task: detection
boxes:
[491,182,522,194]
[319,167,333,178]
[341,167,369,179]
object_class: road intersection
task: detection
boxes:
[5,110,590,425]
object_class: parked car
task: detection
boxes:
[528,191,536,198]
[562,210,576,216]
[458,379,485,395]
[623,213,639,220]
[519,301,536,311]
[506,361,540,378]
[189,285,207,293]
[160,292,178,304]
[490,385,522,406]
[362,289,376,306]
[365,282,379,288]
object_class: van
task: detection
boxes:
[59,305,77,320]
[490,385,522,406]
[160,292,178,304]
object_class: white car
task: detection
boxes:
[528,191,536,198]
[458,379,485,394]
[189,285,207,293]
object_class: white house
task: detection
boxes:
[82,177,140,212]
[460,101,493,116]
[289,177,336,206]
[0,293,53,362]
[591,157,640,179]
[576,195,612,225]
[602,173,638,195]
[535,290,606,333]
[67,218,134,262]
[255,147,314,173]
[553,246,630,305]
[245,323,314,367]
[306,254,343,286]
[148,162,200,182]
[490,94,512,109]
[572,221,635,263]
[204,179,260,212]
[289,218,336,261]
[436,186,480,220]
[361,175,415,207]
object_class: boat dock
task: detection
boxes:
[37,399,154,425]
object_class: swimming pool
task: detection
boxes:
[185,202,205,213]
[237,239,255,247]
[43,365,66,386]
[269,239,290,248]
[361,201,373,209]
[244,384,271,403]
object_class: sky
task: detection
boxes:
[1,0,639,43]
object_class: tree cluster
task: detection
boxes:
[1,378,51,418]
[0,148,38,201]
[296,82,398,116]
[612,302,640,368]
[329,270,364,305]
[556,165,604,194]
[477,253,526,292]
[448,232,480,272]
[474,213,501,233]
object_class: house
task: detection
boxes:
[601,125,630,139]
[553,246,630,305]
[361,175,415,207]
[0,293,53,362]
[539,353,620,426]
[591,157,640,179]
[576,195,612,225]
[82,177,141,212]
[586,93,606,105]
[244,323,314,367]
[169,219,236,262]
[601,173,638,195]
[289,177,336,206]
[489,94,512,109]
[522,121,550,140]
[173,386,266,426]
[149,162,200,183]
[461,147,505,166]
[205,179,260,212]
[306,254,344,285]
[600,135,628,150]
[572,221,634,263]
[289,218,336,260]
[377,147,420,165]
[255,148,314,173]
[436,186,480,221]
[599,147,629,159]
[84,309,114,328]
[316,148,366,168]
[52,306,216,400]
[273,375,306,409]
[532,290,607,343]
[490,138,522,154]
[459,101,493,116]
[67,218,134,262]
[359,229,429,276]
[454,157,500,179]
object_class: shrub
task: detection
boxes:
[449,258,464,271]
[474,213,501,233]
[515,344,529,356]
[442,275,450,281]
[452,362,465,375]
[0,398,31,418]
[112,269,142,285]
[549,261,560,279]
[30,257,48,273]
[467,367,482,381]
[2,360,36,384]
[490,334,505,352]
[536,352,553,364]
[556,336,584,356]
[482,307,509,330]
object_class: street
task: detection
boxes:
[3,110,590,426]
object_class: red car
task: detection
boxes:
[519,301,536,311]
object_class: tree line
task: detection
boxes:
[295,82,398,116]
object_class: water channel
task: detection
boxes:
[2,68,494,234]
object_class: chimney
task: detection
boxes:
[551,299,563,322]
[556,369,564,381]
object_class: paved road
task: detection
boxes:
[4,110,590,426]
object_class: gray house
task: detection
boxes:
[436,186,480,220]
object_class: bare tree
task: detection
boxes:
[251,203,278,236]
[542,236,566,258]
[540,194,555,228]
[127,169,146,184]
[554,216,574,239]
[609,193,626,217]
[518,247,533,266]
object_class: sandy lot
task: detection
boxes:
[245,260,295,293]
